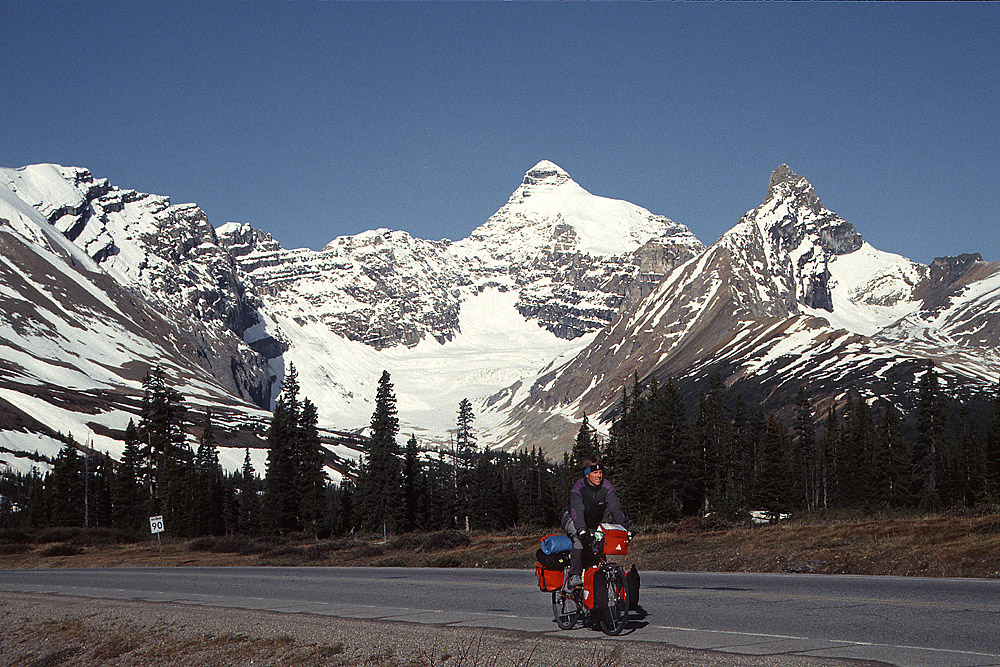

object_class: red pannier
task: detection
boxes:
[536,562,564,591]
[581,565,609,610]
[600,523,629,556]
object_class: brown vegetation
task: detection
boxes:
[2,511,1000,578]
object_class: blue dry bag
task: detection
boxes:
[541,534,573,555]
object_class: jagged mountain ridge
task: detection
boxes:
[0,159,704,471]
[0,164,276,408]
[218,160,705,351]
[0,173,283,476]
[1,159,997,471]
[490,166,1000,454]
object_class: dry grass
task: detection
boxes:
[3,512,1000,578]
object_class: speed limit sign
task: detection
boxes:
[149,515,165,534]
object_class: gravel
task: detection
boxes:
[0,592,877,667]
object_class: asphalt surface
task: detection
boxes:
[2,567,1000,666]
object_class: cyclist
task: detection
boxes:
[561,457,628,589]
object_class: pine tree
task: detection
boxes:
[238,449,261,535]
[753,416,796,519]
[27,468,48,529]
[870,400,896,508]
[730,395,758,514]
[819,404,839,510]
[881,400,913,507]
[454,398,477,531]
[193,411,226,535]
[264,366,302,533]
[112,420,145,529]
[571,415,597,473]
[355,370,403,533]
[792,386,818,511]
[402,434,421,532]
[692,375,730,515]
[138,366,188,532]
[985,384,1000,501]
[50,437,84,526]
[650,379,694,521]
[296,399,328,535]
[914,368,948,509]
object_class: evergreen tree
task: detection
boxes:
[264,365,302,533]
[238,449,261,535]
[50,437,84,526]
[881,400,913,507]
[355,370,403,533]
[870,400,896,508]
[402,434,421,532]
[194,411,226,535]
[819,404,839,510]
[454,398,477,531]
[112,419,146,530]
[731,395,759,514]
[753,416,796,519]
[26,468,48,529]
[296,399,329,534]
[571,415,597,473]
[914,368,948,508]
[985,384,1000,501]
[650,379,695,521]
[336,479,355,535]
[137,366,188,532]
[692,375,731,514]
[792,386,818,511]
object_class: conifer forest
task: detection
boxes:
[2,365,1000,537]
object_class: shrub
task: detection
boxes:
[427,554,463,568]
[42,543,82,557]
[0,529,30,544]
[188,535,269,555]
[423,530,471,551]
[35,527,83,543]
[0,543,31,555]
[69,527,142,546]
[675,516,733,534]
[375,557,408,567]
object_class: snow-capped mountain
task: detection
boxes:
[0,164,276,407]
[215,160,704,439]
[0,160,703,471]
[1,158,997,470]
[491,165,1000,454]
[0,169,280,476]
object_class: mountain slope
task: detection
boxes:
[0,176,276,474]
[490,166,1000,454]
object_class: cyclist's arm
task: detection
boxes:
[604,482,628,529]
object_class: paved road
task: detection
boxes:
[2,567,999,666]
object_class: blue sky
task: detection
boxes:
[3,3,998,264]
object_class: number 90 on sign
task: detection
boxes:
[149,515,165,534]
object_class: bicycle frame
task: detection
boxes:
[550,532,629,635]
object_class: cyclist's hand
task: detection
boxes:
[577,528,589,540]
[627,531,634,541]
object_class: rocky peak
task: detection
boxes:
[515,160,574,200]
[523,160,571,186]
[216,221,283,257]
[917,253,987,311]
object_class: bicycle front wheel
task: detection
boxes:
[600,565,628,636]
[553,590,582,630]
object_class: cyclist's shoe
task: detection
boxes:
[567,574,583,588]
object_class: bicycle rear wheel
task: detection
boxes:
[553,590,582,630]
[600,565,628,636]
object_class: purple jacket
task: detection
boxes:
[567,477,628,531]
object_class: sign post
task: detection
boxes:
[149,515,165,565]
